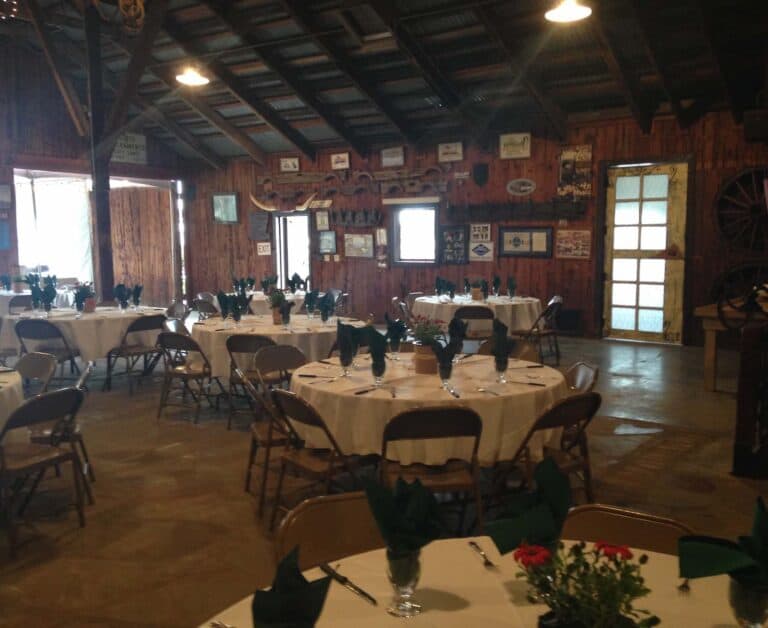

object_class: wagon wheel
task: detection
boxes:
[711,263,768,330]
[715,168,768,251]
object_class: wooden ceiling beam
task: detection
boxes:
[281,0,417,143]
[629,0,685,127]
[105,0,169,138]
[162,16,316,161]
[25,0,89,137]
[474,6,566,140]
[202,0,368,158]
[366,0,462,110]
[590,12,652,133]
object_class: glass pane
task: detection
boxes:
[638,309,664,333]
[398,208,435,261]
[640,226,667,250]
[612,258,637,282]
[639,284,664,308]
[614,227,639,250]
[615,202,640,225]
[643,174,668,198]
[616,176,640,200]
[611,307,636,330]
[612,283,637,306]
[639,259,666,282]
[641,201,667,224]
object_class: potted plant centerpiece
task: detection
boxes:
[269,290,286,324]
[411,315,445,374]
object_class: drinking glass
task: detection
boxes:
[389,336,401,361]
[495,356,508,384]
[387,550,422,618]
[372,359,386,387]
[439,361,453,390]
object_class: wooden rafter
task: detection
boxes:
[26,0,88,137]
[202,0,368,157]
[590,12,652,133]
[105,0,169,138]
[162,16,316,161]
[366,0,462,110]
[474,6,566,140]
[281,0,417,143]
[629,0,685,126]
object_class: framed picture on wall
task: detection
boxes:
[212,193,238,224]
[344,233,374,258]
[279,157,300,172]
[499,226,552,258]
[499,133,531,159]
[331,152,350,170]
[318,230,337,254]
[381,146,405,168]
[555,229,591,259]
[439,225,469,265]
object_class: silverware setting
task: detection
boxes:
[308,376,340,385]
[468,540,497,568]
[506,380,546,387]
[475,387,499,396]
[442,385,460,398]
[319,563,378,606]
[209,621,235,628]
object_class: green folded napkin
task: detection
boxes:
[114,283,130,308]
[304,290,319,313]
[251,547,331,628]
[480,279,489,300]
[492,275,501,295]
[679,497,768,587]
[318,292,335,322]
[365,478,444,558]
[279,300,295,324]
[431,339,459,369]
[287,273,305,294]
[491,318,515,360]
[247,276,256,291]
[131,284,143,307]
[337,320,357,364]
[261,275,278,293]
[384,313,407,345]
[448,317,468,344]
[507,276,517,297]
[367,326,388,365]
[487,457,572,554]
[217,291,230,320]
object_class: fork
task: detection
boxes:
[468,540,496,568]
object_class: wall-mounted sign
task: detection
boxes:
[331,152,350,170]
[256,242,272,256]
[470,223,491,242]
[506,179,537,196]
[279,157,300,172]
[437,142,463,163]
[499,133,531,159]
[315,211,329,230]
[112,133,147,165]
[381,146,405,168]
[469,241,493,262]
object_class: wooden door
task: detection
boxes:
[603,163,688,343]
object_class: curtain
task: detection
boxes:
[14,176,94,282]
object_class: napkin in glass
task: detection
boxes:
[492,275,501,295]
[114,283,130,308]
[486,457,572,554]
[279,300,295,324]
[384,313,407,344]
[337,320,358,364]
[365,478,444,558]
[507,276,517,297]
[490,319,516,368]
[304,289,319,313]
[318,292,335,322]
[131,284,143,307]
[367,326,388,376]
[217,291,230,320]
[481,279,489,300]
[251,547,331,628]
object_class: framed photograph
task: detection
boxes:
[344,233,374,258]
[437,141,463,163]
[555,229,592,259]
[499,226,552,258]
[470,223,491,242]
[212,193,238,224]
[558,144,592,198]
[439,225,469,265]
[279,157,300,172]
[375,227,387,246]
[315,211,329,231]
[499,132,531,159]
[318,230,337,254]
[381,146,405,168]
[469,241,493,262]
[331,152,350,170]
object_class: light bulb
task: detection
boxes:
[545,0,592,23]
[175,67,210,87]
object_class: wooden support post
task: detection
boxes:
[85,3,114,302]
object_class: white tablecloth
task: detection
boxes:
[203,536,736,627]
[212,291,306,316]
[0,307,165,362]
[0,370,24,430]
[412,296,541,335]
[191,315,362,379]
[0,289,73,314]
[291,355,567,466]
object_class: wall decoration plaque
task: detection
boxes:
[499,133,531,159]
[558,144,592,198]
[555,229,591,259]
[344,233,374,258]
[439,225,469,265]
[438,142,463,162]
[499,227,552,258]
[213,193,238,224]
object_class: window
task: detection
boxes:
[274,213,310,288]
[392,206,437,264]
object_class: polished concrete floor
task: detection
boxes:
[0,337,758,627]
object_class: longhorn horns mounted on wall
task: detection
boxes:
[248,192,317,213]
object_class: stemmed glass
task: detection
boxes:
[389,336,401,361]
[340,350,353,377]
[494,356,508,384]
[372,359,386,388]
[439,361,453,391]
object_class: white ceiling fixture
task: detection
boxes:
[175,66,210,87]
[545,0,592,23]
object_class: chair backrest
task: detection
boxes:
[157,332,210,371]
[163,318,190,336]
[397,300,413,325]
[275,492,384,571]
[123,314,167,335]
[327,288,342,305]
[566,361,599,393]
[406,292,424,311]
[236,368,294,436]
[15,352,57,393]
[228,334,277,372]
[271,389,345,456]
[0,387,84,442]
[196,291,216,304]
[382,406,482,463]
[453,306,494,321]
[513,392,601,459]
[562,504,693,555]
[8,294,32,314]
[165,301,189,320]
[253,345,307,375]
[193,299,218,315]
[529,296,563,332]
[15,319,74,359]
[477,338,539,362]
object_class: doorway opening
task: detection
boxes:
[274,213,310,288]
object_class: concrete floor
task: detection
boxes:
[0,337,760,627]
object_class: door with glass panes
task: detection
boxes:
[603,163,688,343]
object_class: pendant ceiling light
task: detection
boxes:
[0,0,19,22]
[545,0,592,23]
[176,67,210,87]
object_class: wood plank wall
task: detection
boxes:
[186,111,768,345]
[109,186,175,307]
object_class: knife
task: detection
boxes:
[319,563,377,606]
[318,359,334,365]
[353,386,377,395]
[507,380,546,387]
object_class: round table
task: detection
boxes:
[212,291,306,316]
[0,307,166,363]
[0,369,24,431]
[0,289,73,314]
[412,295,541,335]
[191,315,363,379]
[202,536,736,627]
[290,355,567,466]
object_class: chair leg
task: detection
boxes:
[580,439,594,503]
[227,384,236,430]
[553,334,561,366]
[270,460,288,531]
[71,459,86,527]
[18,468,46,516]
[257,439,273,517]
[157,376,171,419]
[473,478,484,533]
[1,486,18,559]
[193,380,202,424]
[74,454,94,505]
[245,436,258,493]
[78,438,95,482]
[102,354,114,391]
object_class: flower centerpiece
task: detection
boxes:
[515,541,659,628]
[269,290,286,324]
[260,275,278,295]
[411,315,445,375]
